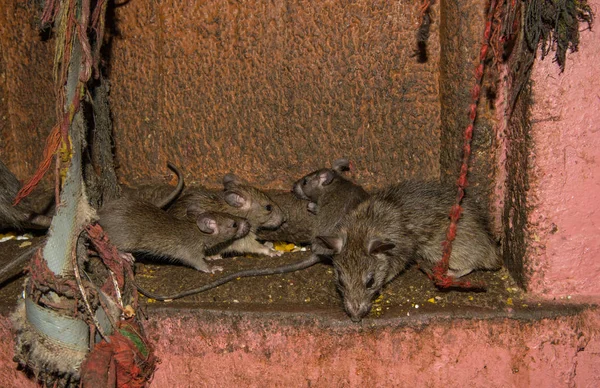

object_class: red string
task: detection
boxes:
[418,0,431,20]
[12,124,62,206]
[12,94,79,206]
[431,0,497,290]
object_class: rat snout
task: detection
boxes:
[344,298,371,323]
[262,210,286,230]
[292,182,310,201]
[236,219,251,238]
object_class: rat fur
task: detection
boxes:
[167,173,286,259]
[0,160,52,231]
[98,197,250,273]
[316,180,502,322]
[254,190,316,244]
[120,162,184,209]
[292,158,369,255]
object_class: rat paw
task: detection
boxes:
[446,268,473,278]
[205,254,224,261]
[193,262,224,273]
[267,249,284,257]
[207,265,224,273]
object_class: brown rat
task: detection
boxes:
[134,163,362,301]
[0,160,52,231]
[256,159,359,244]
[254,190,316,244]
[167,173,286,259]
[316,180,502,322]
[97,197,250,273]
[120,162,184,209]
[292,158,369,255]
[132,160,365,301]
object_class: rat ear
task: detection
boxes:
[224,191,248,209]
[186,204,203,218]
[196,214,217,234]
[332,158,351,173]
[367,239,395,256]
[316,235,344,254]
[223,173,244,189]
[307,202,318,214]
[318,170,335,186]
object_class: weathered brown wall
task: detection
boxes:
[493,3,536,288]
[107,0,442,189]
[0,2,54,184]
[439,1,497,203]
[502,87,531,288]
[0,1,500,195]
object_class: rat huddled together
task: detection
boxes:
[1,158,501,322]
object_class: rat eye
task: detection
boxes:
[232,221,238,228]
[302,178,307,186]
[365,274,375,289]
[265,204,272,212]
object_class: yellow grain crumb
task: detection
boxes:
[273,242,297,252]
[0,233,16,243]
[506,298,514,306]
[123,305,136,318]
[19,241,32,248]
[427,298,436,304]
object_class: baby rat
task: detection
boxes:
[120,162,185,209]
[316,180,501,322]
[292,158,369,255]
[168,173,286,259]
[254,190,316,244]
[132,161,364,300]
[0,160,52,231]
[257,159,359,244]
[97,197,250,273]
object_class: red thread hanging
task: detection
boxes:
[12,124,62,207]
[12,93,80,206]
[431,0,498,290]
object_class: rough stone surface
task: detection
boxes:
[0,2,54,181]
[103,0,442,189]
[499,90,531,289]
[439,0,497,205]
[525,6,600,297]
[490,1,536,289]
[1,306,599,387]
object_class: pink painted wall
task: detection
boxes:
[526,2,600,297]
[1,310,599,388]
[144,310,600,387]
